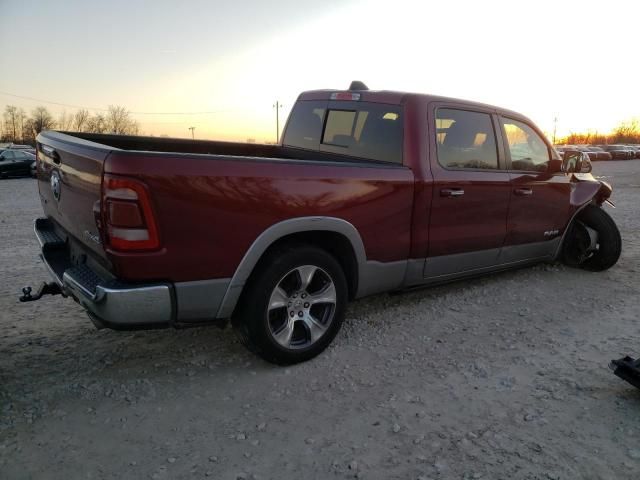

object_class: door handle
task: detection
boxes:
[42,145,60,164]
[514,187,533,196]
[440,188,464,197]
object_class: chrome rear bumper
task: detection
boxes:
[35,218,173,329]
[62,268,173,329]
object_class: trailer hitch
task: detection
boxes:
[609,356,640,390]
[19,282,64,302]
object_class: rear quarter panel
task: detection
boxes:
[104,153,415,282]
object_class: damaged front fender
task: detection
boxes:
[553,174,614,260]
[569,173,612,210]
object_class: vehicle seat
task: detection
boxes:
[330,134,355,147]
[439,121,494,168]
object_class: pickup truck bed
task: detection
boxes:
[35,128,414,330]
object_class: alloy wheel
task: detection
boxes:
[266,265,337,349]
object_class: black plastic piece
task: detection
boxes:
[349,80,369,91]
[19,282,63,302]
[610,356,640,390]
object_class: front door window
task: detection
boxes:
[501,118,550,172]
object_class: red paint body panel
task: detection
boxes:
[104,153,414,282]
[429,169,511,255]
[506,173,572,245]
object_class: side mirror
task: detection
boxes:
[563,151,592,173]
[578,152,592,173]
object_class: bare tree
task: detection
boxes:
[30,106,56,136]
[3,105,19,142]
[22,119,36,144]
[612,119,640,144]
[17,108,26,143]
[86,113,107,133]
[73,109,90,132]
[57,111,74,131]
[105,105,139,135]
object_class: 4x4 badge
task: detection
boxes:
[50,171,61,201]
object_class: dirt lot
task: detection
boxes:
[1,161,639,480]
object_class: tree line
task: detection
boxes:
[1,105,139,145]
[558,119,640,145]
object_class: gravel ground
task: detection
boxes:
[1,161,640,480]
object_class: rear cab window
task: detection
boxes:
[283,99,403,164]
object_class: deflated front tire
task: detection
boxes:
[562,205,621,271]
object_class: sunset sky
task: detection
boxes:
[1,0,638,143]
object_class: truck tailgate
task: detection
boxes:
[36,131,112,263]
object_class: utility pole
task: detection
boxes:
[273,101,282,143]
[552,116,558,145]
[188,126,196,140]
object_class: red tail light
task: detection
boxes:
[102,175,160,251]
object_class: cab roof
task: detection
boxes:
[298,88,527,121]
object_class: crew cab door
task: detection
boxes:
[425,106,511,277]
[499,116,571,259]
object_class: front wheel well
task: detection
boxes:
[248,231,359,300]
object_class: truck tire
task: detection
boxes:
[232,244,348,365]
[562,205,621,272]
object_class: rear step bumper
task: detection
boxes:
[35,218,173,329]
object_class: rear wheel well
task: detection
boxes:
[248,231,359,300]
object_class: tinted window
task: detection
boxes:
[282,100,326,150]
[283,100,403,164]
[435,108,499,169]
[321,103,403,164]
[501,117,550,172]
[2,150,15,159]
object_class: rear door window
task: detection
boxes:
[435,108,499,170]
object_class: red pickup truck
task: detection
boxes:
[25,82,621,364]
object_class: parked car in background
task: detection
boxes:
[5,144,35,154]
[625,145,640,159]
[0,148,36,178]
[573,146,597,161]
[599,145,635,160]
[585,146,613,161]
[572,146,607,162]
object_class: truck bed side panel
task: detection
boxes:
[105,153,415,283]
